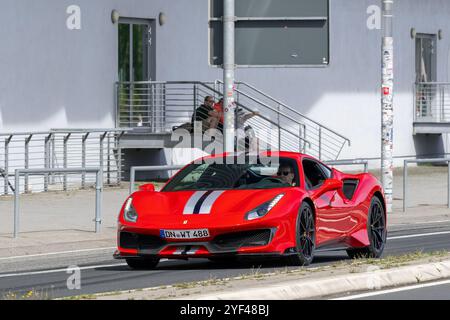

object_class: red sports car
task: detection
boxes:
[114,152,387,269]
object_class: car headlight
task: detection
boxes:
[123,197,138,223]
[245,194,284,221]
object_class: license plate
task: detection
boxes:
[160,229,210,240]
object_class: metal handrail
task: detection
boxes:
[116,80,350,159]
[197,82,312,149]
[403,158,450,212]
[216,80,351,146]
[129,165,184,194]
[325,159,369,173]
[13,167,103,238]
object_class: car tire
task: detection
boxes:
[126,257,160,270]
[347,196,386,259]
[287,201,316,266]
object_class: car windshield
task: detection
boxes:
[162,157,298,191]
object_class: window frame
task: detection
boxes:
[302,158,331,190]
[208,0,330,68]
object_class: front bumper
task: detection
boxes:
[114,227,293,259]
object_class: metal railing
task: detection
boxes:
[129,165,184,194]
[403,158,450,212]
[221,81,351,160]
[325,159,369,173]
[414,82,450,123]
[0,129,127,195]
[116,81,351,160]
[13,167,103,238]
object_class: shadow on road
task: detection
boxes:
[97,253,351,272]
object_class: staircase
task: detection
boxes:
[116,81,350,161]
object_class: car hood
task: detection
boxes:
[125,188,291,227]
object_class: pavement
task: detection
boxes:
[0,166,449,299]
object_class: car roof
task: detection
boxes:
[197,151,312,161]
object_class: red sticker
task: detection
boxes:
[383,87,390,95]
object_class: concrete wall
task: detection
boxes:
[1,0,450,166]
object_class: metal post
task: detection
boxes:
[381,0,394,213]
[44,134,52,192]
[24,135,32,193]
[277,105,281,151]
[50,135,56,185]
[117,133,123,185]
[107,134,111,185]
[129,167,136,194]
[163,84,167,131]
[448,161,450,209]
[100,132,107,173]
[4,136,12,195]
[193,84,198,121]
[81,133,89,189]
[441,85,445,122]
[223,0,236,153]
[63,133,70,191]
[318,127,322,160]
[14,169,20,238]
[403,160,407,212]
[95,168,103,233]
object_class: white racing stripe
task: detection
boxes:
[199,191,225,214]
[332,279,450,300]
[387,230,450,240]
[183,191,208,215]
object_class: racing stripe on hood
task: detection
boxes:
[183,190,225,215]
[183,191,208,215]
[198,190,225,214]
[193,191,214,214]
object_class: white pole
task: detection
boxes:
[223,0,236,153]
[381,0,394,213]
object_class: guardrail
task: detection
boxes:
[129,165,184,194]
[325,159,369,173]
[0,129,127,195]
[403,158,450,212]
[13,168,103,238]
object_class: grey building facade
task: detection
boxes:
[1,0,450,171]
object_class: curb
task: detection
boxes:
[180,259,450,300]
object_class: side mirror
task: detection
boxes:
[139,183,155,192]
[322,179,343,192]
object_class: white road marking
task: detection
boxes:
[392,220,450,226]
[332,279,450,300]
[0,263,128,278]
[387,230,450,240]
[0,247,116,261]
[0,258,170,278]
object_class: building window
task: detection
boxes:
[209,0,330,67]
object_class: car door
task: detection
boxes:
[302,159,349,247]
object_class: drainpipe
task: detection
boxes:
[381,0,394,213]
[223,0,236,153]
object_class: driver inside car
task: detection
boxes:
[277,165,296,186]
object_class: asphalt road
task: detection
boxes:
[1,224,450,299]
